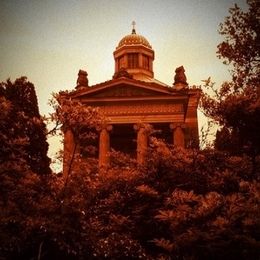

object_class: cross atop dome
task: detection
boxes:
[132,21,136,34]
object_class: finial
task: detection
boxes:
[132,21,136,34]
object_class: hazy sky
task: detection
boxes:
[0,0,247,165]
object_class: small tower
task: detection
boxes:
[113,22,155,80]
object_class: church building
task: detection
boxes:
[63,24,201,174]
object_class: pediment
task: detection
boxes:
[89,85,168,98]
[73,79,181,100]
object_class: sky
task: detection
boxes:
[0,0,248,167]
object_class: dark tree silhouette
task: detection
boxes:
[201,0,260,158]
[217,0,260,89]
[0,77,51,174]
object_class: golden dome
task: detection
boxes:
[117,29,152,49]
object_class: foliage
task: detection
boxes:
[5,138,255,259]
[0,77,51,175]
[0,163,45,259]
[200,0,260,157]
[217,0,260,88]
[200,80,260,157]
[48,91,104,174]
[0,77,51,258]
[1,123,259,259]
[49,91,102,136]
[83,141,259,259]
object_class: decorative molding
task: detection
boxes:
[98,103,183,116]
[90,86,161,98]
[104,114,184,124]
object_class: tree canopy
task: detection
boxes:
[0,77,51,174]
[217,0,260,89]
[201,0,260,157]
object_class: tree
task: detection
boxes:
[49,91,103,179]
[217,0,260,89]
[0,77,51,175]
[57,139,259,259]
[215,126,241,154]
[0,86,102,260]
[201,0,260,159]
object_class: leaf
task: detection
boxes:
[155,210,176,222]
[136,184,158,196]
[152,238,174,252]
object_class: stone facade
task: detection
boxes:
[63,26,201,174]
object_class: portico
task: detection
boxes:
[63,25,200,174]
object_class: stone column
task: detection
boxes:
[134,124,149,164]
[170,123,185,148]
[63,128,76,178]
[97,124,113,169]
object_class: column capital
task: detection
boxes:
[133,122,152,132]
[96,123,113,132]
[170,123,186,130]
